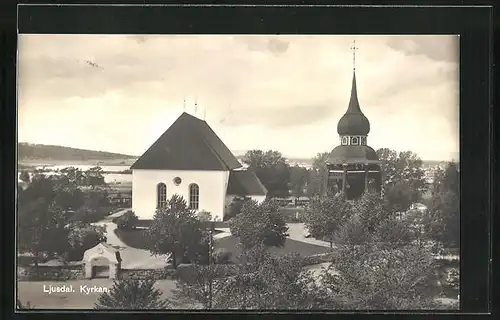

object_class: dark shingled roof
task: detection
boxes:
[337,72,371,136]
[227,170,268,196]
[327,145,380,164]
[131,112,242,170]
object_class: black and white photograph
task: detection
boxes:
[16,34,460,310]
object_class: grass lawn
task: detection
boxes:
[114,228,150,250]
[215,236,331,264]
[114,228,224,250]
[17,279,182,309]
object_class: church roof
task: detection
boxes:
[227,170,268,196]
[327,145,380,164]
[337,72,371,136]
[131,112,242,171]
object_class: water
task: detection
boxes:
[34,165,130,172]
[18,170,132,184]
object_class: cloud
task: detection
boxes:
[386,36,459,63]
[234,36,290,55]
[223,101,338,128]
[17,35,459,160]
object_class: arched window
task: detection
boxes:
[157,183,167,209]
[189,183,199,210]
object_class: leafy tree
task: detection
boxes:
[66,222,107,261]
[213,248,331,309]
[307,152,330,197]
[147,195,205,268]
[197,210,212,222]
[384,181,416,212]
[321,242,439,310]
[84,166,106,187]
[19,171,30,183]
[224,196,251,221]
[17,198,67,265]
[94,278,170,309]
[289,165,309,198]
[426,161,460,248]
[172,263,234,309]
[59,167,86,186]
[242,150,291,198]
[229,199,289,249]
[303,194,353,248]
[376,148,427,203]
[115,210,139,230]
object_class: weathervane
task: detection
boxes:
[350,40,359,71]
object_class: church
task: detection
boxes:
[324,41,382,200]
[130,112,267,221]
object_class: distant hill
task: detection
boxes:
[18,143,137,161]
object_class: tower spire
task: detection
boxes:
[350,40,358,72]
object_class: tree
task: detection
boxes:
[384,181,416,212]
[94,278,170,309]
[172,264,234,309]
[19,171,30,183]
[224,196,251,221]
[84,166,106,187]
[426,161,460,248]
[229,199,289,249]
[376,148,427,203]
[242,150,291,198]
[321,242,439,310]
[66,222,107,261]
[303,194,353,248]
[147,195,205,268]
[319,193,439,310]
[289,165,309,198]
[213,248,330,309]
[307,152,330,197]
[114,210,139,230]
[17,198,67,265]
[197,210,212,222]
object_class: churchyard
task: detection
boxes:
[17,149,460,310]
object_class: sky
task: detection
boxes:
[18,35,459,161]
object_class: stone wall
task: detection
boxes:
[119,268,176,280]
[18,265,85,281]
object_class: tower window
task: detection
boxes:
[341,136,348,145]
[361,136,367,145]
[157,183,167,209]
[189,183,200,210]
[351,137,359,145]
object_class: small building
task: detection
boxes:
[82,242,122,279]
[130,112,267,221]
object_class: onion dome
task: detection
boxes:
[337,72,370,136]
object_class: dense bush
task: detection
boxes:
[224,196,251,221]
[114,211,139,230]
[94,278,170,309]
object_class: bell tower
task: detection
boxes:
[323,41,382,200]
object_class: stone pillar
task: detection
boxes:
[109,263,117,279]
[84,263,93,279]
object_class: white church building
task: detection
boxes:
[130,112,267,221]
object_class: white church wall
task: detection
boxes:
[132,169,228,221]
